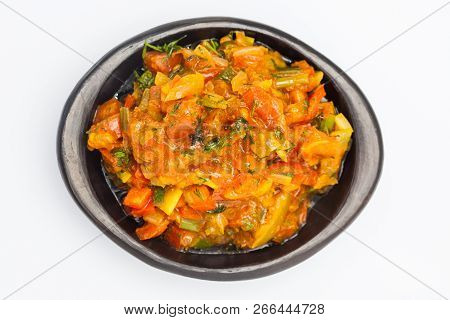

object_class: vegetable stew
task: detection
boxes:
[87,31,353,250]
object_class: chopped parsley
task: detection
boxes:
[193,188,203,199]
[190,118,204,145]
[111,148,129,167]
[206,204,226,214]
[204,136,226,152]
[230,117,248,133]
[153,186,165,204]
[170,102,181,115]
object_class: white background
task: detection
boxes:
[0,0,449,300]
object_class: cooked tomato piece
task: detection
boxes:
[144,51,182,74]
[123,94,135,109]
[123,187,152,210]
[164,225,197,249]
[136,220,169,240]
[94,98,121,123]
[183,186,216,212]
[130,200,156,217]
[179,206,203,220]
[242,86,283,128]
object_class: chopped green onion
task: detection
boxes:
[319,115,336,134]
[274,74,309,88]
[273,67,302,78]
[203,39,220,55]
[193,238,213,249]
[179,218,202,232]
[119,107,129,132]
[143,35,186,57]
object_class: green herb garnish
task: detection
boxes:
[153,186,165,204]
[134,70,154,90]
[143,35,186,57]
[230,117,248,133]
[319,115,336,134]
[193,188,203,200]
[272,67,302,78]
[190,118,204,145]
[204,39,220,55]
[111,148,129,167]
[207,204,226,214]
[170,102,181,115]
[204,136,226,152]
[218,66,236,82]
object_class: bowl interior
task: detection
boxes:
[83,26,357,270]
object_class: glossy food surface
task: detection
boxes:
[86,31,353,251]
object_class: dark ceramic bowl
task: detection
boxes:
[57,17,383,280]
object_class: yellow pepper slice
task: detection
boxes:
[165,74,204,101]
[156,187,183,215]
[251,192,291,248]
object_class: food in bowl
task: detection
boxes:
[86,31,353,250]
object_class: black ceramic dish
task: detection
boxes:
[57,17,383,280]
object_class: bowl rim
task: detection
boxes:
[57,16,384,280]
